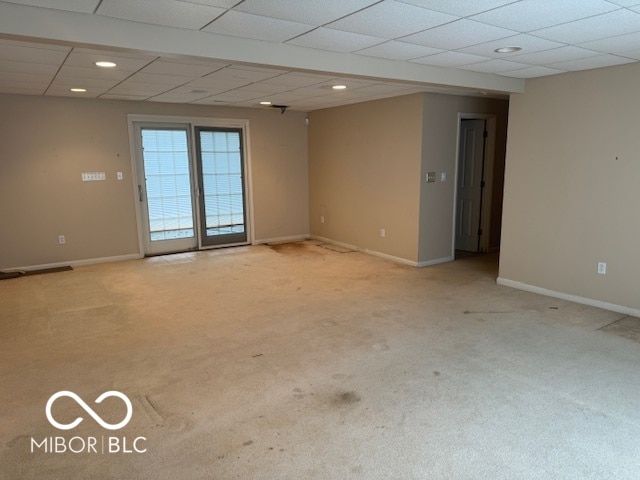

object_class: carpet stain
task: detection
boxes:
[242,440,253,447]
[333,391,361,406]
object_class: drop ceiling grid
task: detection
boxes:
[2,1,640,108]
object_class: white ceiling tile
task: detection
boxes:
[411,51,491,67]
[190,96,234,105]
[287,28,384,52]
[197,90,264,102]
[0,44,67,65]
[471,0,618,32]
[107,81,171,95]
[0,60,59,74]
[261,73,332,87]
[355,40,443,60]
[534,9,640,44]
[458,34,565,58]
[125,72,194,86]
[232,83,293,94]
[96,0,226,29]
[56,65,131,81]
[181,77,243,91]
[579,31,640,53]
[204,66,283,82]
[65,51,153,71]
[460,59,531,73]
[401,19,518,50]
[46,85,106,97]
[100,93,153,101]
[0,38,70,51]
[328,1,457,38]
[1,0,101,13]
[147,91,212,103]
[140,60,218,77]
[203,10,314,42]
[49,77,120,89]
[0,72,50,86]
[509,46,603,65]
[548,54,636,70]
[0,85,46,95]
[617,48,640,59]
[500,66,566,78]
[259,92,309,103]
[0,44,69,64]
[285,86,333,97]
[395,0,517,17]
[316,77,379,89]
[234,0,379,25]
[631,5,640,12]
[181,0,240,7]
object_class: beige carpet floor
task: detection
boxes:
[1,241,639,479]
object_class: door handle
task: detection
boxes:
[138,185,143,202]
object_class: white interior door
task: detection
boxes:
[455,119,486,252]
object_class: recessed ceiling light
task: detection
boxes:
[95,61,117,68]
[70,88,87,92]
[494,46,522,54]
[260,101,272,105]
[332,85,347,90]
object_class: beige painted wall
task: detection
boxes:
[0,94,309,269]
[500,62,640,311]
[419,93,509,263]
[308,92,508,265]
[308,94,424,262]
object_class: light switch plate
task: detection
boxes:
[82,172,106,181]
[427,172,436,183]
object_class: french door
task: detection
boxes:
[134,121,249,255]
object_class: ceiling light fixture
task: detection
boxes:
[70,88,87,92]
[494,46,522,54]
[95,61,117,68]
[332,85,347,90]
[260,101,272,105]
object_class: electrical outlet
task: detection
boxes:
[380,228,386,238]
[320,216,325,224]
[117,171,123,180]
[58,235,66,245]
[597,262,606,275]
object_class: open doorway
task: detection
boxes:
[453,114,499,260]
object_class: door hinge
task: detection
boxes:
[480,180,486,188]
[478,228,483,236]
[483,130,488,138]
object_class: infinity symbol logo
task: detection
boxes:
[46,391,133,431]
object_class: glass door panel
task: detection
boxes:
[196,127,247,247]
[138,126,197,255]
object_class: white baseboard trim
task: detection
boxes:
[417,256,454,268]
[309,235,418,267]
[7,253,143,272]
[497,277,640,318]
[364,249,418,267]
[310,235,360,253]
[253,234,309,245]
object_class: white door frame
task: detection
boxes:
[127,114,255,256]
[451,113,497,256]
